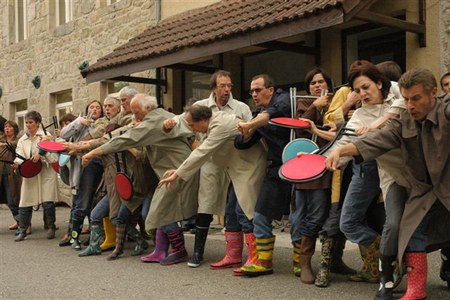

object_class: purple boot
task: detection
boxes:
[140,228,169,263]
[160,229,188,265]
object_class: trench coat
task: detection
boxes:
[100,108,199,229]
[100,112,148,219]
[189,94,253,215]
[14,130,58,207]
[0,137,21,206]
[354,94,450,262]
[175,112,267,220]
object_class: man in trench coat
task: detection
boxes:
[326,68,450,299]
[82,94,199,265]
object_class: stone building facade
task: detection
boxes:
[1,0,165,129]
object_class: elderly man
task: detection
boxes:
[236,74,292,276]
[159,105,267,270]
[326,68,450,299]
[172,70,254,269]
[82,94,199,265]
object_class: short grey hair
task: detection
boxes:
[104,94,121,108]
[119,86,138,99]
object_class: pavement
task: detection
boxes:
[0,204,448,299]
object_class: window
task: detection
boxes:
[107,0,120,5]
[54,90,73,119]
[56,0,73,26]
[11,100,28,132]
[14,0,28,43]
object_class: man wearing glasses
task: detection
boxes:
[180,70,254,269]
[236,74,292,276]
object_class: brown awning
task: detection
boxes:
[82,0,414,83]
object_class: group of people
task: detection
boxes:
[1,65,449,300]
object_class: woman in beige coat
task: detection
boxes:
[14,111,58,241]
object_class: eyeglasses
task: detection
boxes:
[217,83,233,89]
[249,87,267,95]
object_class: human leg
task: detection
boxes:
[42,201,56,239]
[15,206,32,242]
[188,213,212,267]
[376,183,408,300]
[241,212,275,276]
[159,222,188,265]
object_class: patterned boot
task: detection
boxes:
[315,235,333,287]
[374,255,396,300]
[440,248,450,290]
[78,224,103,257]
[71,218,83,251]
[141,228,169,263]
[292,240,302,277]
[107,224,127,261]
[160,229,188,265]
[241,236,275,276]
[128,227,149,256]
[400,252,427,300]
[233,232,257,276]
[210,231,243,270]
[349,235,380,283]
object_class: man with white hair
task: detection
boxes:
[82,94,199,265]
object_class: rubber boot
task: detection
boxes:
[100,217,116,251]
[292,240,302,277]
[160,229,188,265]
[14,210,31,242]
[141,228,169,263]
[43,202,56,239]
[315,235,333,287]
[59,214,73,247]
[440,248,450,290]
[128,227,149,256]
[349,235,380,283]
[241,235,275,276]
[233,232,257,276]
[330,233,357,275]
[400,252,427,300]
[210,231,243,270]
[107,224,127,261]
[78,224,103,257]
[71,218,83,251]
[188,226,209,268]
[300,235,316,284]
[374,255,396,300]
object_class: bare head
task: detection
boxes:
[119,86,139,112]
[130,94,158,121]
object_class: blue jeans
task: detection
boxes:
[112,203,132,225]
[71,158,103,222]
[225,185,253,233]
[90,195,109,224]
[293,189,330,239]
[253,212,273,238]
[406,200,443,252]
[340,160,381,247]
[290,188,307,243]
[160,222,181,234]
[141,196,151,222]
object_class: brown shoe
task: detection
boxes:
[9,223,19,230]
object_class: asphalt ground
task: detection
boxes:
[0,205,448,299]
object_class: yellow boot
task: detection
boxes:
[100,217,116,251]
[241,236,275,276]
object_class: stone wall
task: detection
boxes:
[0,0,156,120]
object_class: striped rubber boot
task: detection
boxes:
[240,236,275,276]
